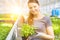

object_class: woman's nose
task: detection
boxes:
[32,7,35,11]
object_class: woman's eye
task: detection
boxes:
[34,6,36,8]
[29,7,32,9]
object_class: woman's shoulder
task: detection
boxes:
[19,14,28,19]
[18,14,29,22]
[17,14,25,22]
[42,16,52,26]
[19,14,24,18]
[42,15,51,20]
[41,15,51,23]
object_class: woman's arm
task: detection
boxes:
[35,26,54,40]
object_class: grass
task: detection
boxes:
[0,14,18,40]
[0,22,13,40]
[51,17,60,40]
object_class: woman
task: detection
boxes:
[17,0,54,40]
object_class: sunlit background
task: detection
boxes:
[0,0,60,14]
[0,0,60,40]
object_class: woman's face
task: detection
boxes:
[28,2,39,15]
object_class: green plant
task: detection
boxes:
[20,23,36,38]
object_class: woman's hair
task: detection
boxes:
[27,0,39,25]
[28,12,34,25]
[28,0,39,5]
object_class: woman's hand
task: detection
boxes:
[35,32,54,40]
[35,32,44,37]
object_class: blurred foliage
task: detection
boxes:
[0,13,17,40]
[0,14,18,21]
[0,22,13,40]
[51,17,60,40]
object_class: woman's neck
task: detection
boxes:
[33,12,45,20]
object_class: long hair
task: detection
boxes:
[27,0,39,25]
[28,12,34,25]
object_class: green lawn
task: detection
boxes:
[0,13,18,40]
[0,22,13,40]
[0,14,18,40]
[51,17,60,40]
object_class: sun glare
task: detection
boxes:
[11,6,22,14]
